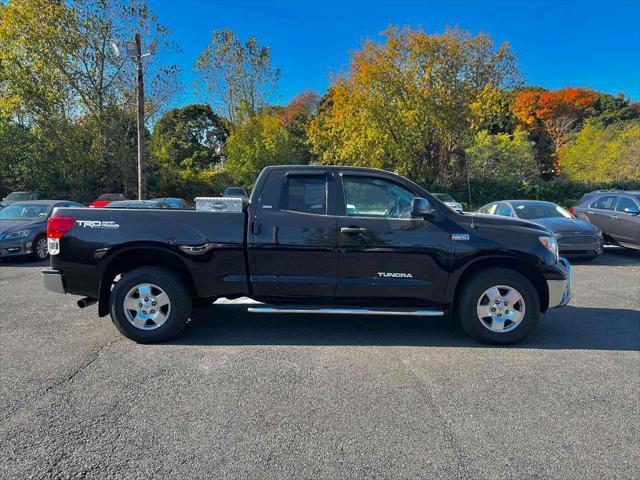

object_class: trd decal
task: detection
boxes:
[377,272,413,278]
[76,220,120,229]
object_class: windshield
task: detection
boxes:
[5,192,31,201]
[0,203,50,221]
[434,193,455,202]
[512,202,573,220]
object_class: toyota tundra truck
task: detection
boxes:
[42,166,572,344]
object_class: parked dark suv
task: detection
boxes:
[572,191,640,250]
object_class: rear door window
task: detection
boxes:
[281,175,327,215]
[591,195,618,210]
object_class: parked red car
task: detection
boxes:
[89,193,126,208]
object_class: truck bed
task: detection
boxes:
[50,207,248,300]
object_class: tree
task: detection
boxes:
[224,111,308,187]
[194,29,280,124]
[586,93,640,128]
[0,0,179,200]
[148,104,228,196]
[0,0,178,120]
[512,87,597,156]
[558,120,640,182]
[307,26,521,184]
[469,86,517,135]
[465,130,538,181]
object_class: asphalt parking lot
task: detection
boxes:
[1,248,638,479]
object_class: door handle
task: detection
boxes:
[587,211,594,215]
[611,215,619,219]
[341,227,367,234]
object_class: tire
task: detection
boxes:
[109,267,192,343]
[456,268,540,345]
[192,296,216,308]
[32,235,49,260]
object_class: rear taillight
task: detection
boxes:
[47,216,75,256]
[568,207,575,215]
[47,216,75,239]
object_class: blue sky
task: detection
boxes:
[151,0,640,105]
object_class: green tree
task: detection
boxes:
[559,120,640,182]
[0,0,179,200]
[586,93,640,128]
[148,104,228,197]
[194,29,279,124]
[465,130,538,181]
[224,111,306,187]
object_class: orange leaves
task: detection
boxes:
[513,87,597,126]
[279,90,318,128]
[512,91,540,127]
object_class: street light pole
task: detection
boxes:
[134,33,146,200]
[113,35,156,200]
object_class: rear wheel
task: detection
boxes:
[109,267,192,343]
[456,268,540,344]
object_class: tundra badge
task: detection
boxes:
[452,233,470,241]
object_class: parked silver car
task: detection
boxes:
[571,191,640,250]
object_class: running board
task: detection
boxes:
[247,306,445,317]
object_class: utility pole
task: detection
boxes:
[135,33,146,200]
[112,35,156,200]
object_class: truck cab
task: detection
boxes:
[42,166,572,345]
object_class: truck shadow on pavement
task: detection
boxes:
[172,304,639,351]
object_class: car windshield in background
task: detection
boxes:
[224,187,247,196]
[106,200,169,209]
[151,198,187,208]
[434,193,455,202]
[512,202,572,220]
[5,192,31,201]
[0,203,49,220]
[97,194,125,201]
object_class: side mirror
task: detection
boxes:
[623,206,640,215]
[411,197,434,219]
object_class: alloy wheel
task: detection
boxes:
[123,283,171,331]
[476,285,526,333]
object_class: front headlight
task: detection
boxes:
[5,229,31,239]
[539,235,558,260]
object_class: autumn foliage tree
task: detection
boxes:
[512,87,597,171]
[307,26,521,184]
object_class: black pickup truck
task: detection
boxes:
[42,166,572,344]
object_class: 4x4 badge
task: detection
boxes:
[452,233,470,241]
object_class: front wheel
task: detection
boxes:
[456,268,540,345]
[32,235,49,260]
[109,267,192,343]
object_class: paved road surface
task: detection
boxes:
[1,248,638,479]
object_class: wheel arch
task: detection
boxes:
[97,245,196,317]
[451,256,549,313]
